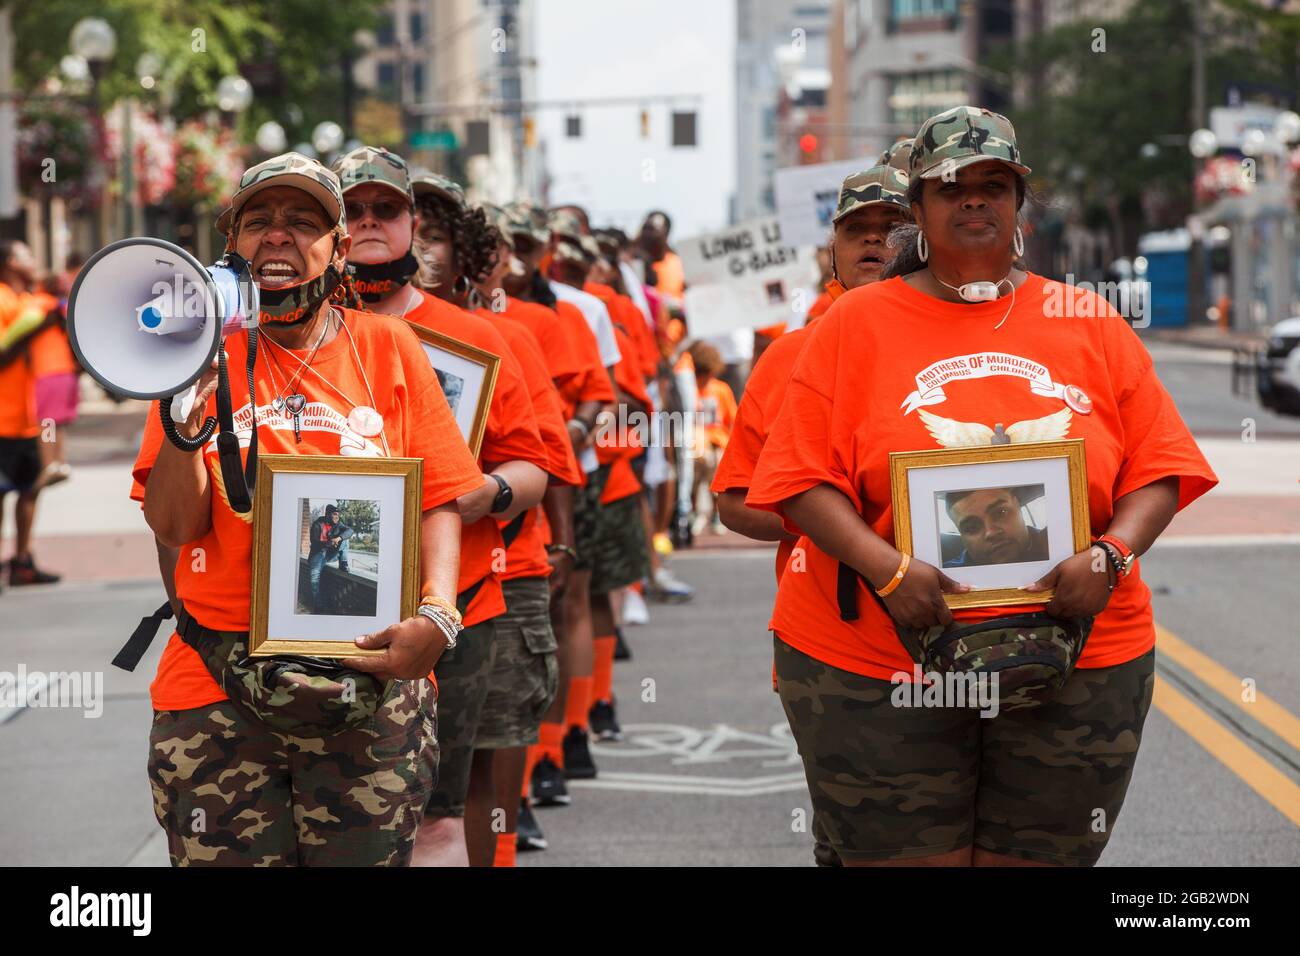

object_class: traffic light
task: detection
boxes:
[799,133,818,154]
[523,116,536,148]
[640,109,650,139]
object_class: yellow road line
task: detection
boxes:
[1156,624,1300,751]
[1152,676,1300,827]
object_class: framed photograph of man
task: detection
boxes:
[406,322,500,458]
[889,440,1089,609]
[249,454,423,658]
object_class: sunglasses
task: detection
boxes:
[344,199,411,223]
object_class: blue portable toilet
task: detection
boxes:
[1137,229,1192,328]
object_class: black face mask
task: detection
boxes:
[347,251,419,302]
[256,263,343,326]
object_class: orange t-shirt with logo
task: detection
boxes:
[129,309,485,711]
[477,308,583,582]
[747,274,1217,681]
[404,290,548,623]
[0,284,39,439]
[585,282,659,382]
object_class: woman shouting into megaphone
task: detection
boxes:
[128,152,485,867]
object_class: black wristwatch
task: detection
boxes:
[489,473,513,514]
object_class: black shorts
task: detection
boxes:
[775,636,1156,866]
[0,436,41,494]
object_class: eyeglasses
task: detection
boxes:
[344,199,411,223]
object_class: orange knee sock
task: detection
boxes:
[494,831,517,868]
[592,633,616,704]
[564,675,593,732]
[538,721,564,767]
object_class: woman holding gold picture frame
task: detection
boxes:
[129,152,485,867]
[748,107,1217,868]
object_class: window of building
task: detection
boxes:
[888,69,967,129]
[565,114,582,138]
[377,61,396,91]
[672,111,697,147]
[412,62,424,98]
[410,12,424,43]
[891,0,958,19]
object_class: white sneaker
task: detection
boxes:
[622,586,649,625]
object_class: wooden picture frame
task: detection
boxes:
[406,321,500,458]
[248,454,422,658]
[889,440,1090,610]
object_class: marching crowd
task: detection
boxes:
[5,100,1218,868]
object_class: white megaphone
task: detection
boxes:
[67,237,257,424]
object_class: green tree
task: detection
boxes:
[988,0,1298,256]
[7,0,385,145]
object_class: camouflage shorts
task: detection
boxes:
[424,619,497,818]
[575,466,650,594]
[774,636,1155,866]
[477,576,559,750]
[147,677,436,866]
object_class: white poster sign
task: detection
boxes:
[678,217,812,338]
[774,158,866,249]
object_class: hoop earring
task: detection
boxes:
[917,231,929,263]
[453,275,471,297]
[1013,226,1025,259]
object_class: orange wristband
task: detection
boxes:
[875,553,910,597]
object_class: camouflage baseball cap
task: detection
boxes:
[217,151,344,234]
[832,164,910,223]
[548,209,585,243]
[479,202,515,248]
[502,201,549,244]
[332,145,415,204]
[877,138,914,173]
[910,106,1031,180]
[409,168,465,207]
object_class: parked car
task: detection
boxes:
[1257,316,1300,416]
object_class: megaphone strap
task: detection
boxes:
[214,331,259,514]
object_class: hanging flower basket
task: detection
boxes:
[171,120,247,213]
[103,106,178,208]
[16,97,107,206]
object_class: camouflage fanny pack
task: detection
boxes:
[894,613,1094,712]
[175,604,391,737]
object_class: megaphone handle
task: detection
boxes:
[159,395,217,452]
[170,386,198,423]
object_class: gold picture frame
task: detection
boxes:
[406,321,500,458]
[889,439,1090,610]
[248,454,423,658]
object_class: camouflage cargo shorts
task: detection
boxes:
[147,677,436,866]
[574,464,650,595]
[774,636,1155,866]
[424,619,497,818]
[476,576,559,750]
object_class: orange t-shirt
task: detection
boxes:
[495,296,585,388]
[712,319,819,583]
[404,290,548,623]
[651,251,685,300]
[477,308,584,582]
[697,377,737,451]
[25,292,76,377]
[596,324,650,504]
[553,300,616,418]
[747,274,1217,681]
[585,283,659,381]
[129,309,485,711]
[0,284,39,439]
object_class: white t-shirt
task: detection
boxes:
[551,281,622,368]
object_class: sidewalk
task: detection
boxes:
[1139,324,1266,352]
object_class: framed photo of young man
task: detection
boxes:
[248,454,423,657]
[889,440,1089,609]
[406,322,500,458]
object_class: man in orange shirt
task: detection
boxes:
[332,148,550,868]
[637,210,684,303]
[0,239,61,587]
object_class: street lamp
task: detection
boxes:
[311,121,344,162]
[1187,128,1218,329]
[1189,128,1218,159]
[255,120,287,154]
[69,17,116,246]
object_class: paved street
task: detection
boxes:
[2,342,1299,866]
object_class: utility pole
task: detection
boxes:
[0,7,19,220]
[1188,0,1208,328]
